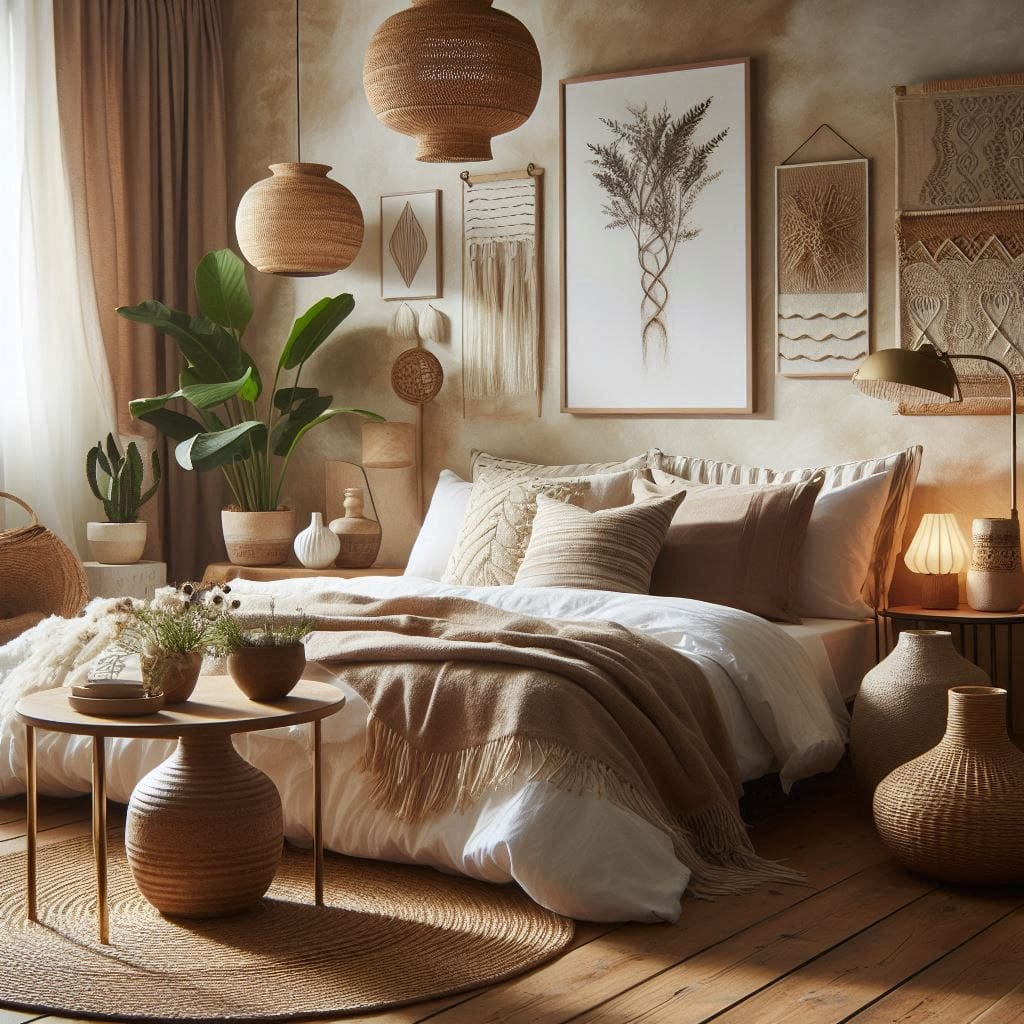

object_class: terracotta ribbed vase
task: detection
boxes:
[966,517,1024,612]
[873,686,1024,884]
[850,629,989,796]
[363,0,542,163]
[235,163,364,276]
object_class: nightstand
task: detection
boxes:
[202,563,405,586]
[881,605,1024,732]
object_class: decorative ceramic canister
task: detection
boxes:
[329,488,382,568]
[966,517,1024,612]
[850,629,989,796]
[293,512,341,570]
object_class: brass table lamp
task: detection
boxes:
[853,344,1023,612]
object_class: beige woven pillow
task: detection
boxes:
[514,491,685,594]
[634,473,824,622]
[470,449,652,482]
[443,469,637,587]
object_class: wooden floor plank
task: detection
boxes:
[572,862,935,1024]
[415,802,889,1024]
[709,888,1024,1024]
[0,804,93,846]
[973,983,1024,1024]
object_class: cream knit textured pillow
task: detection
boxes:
[514,491,685,594]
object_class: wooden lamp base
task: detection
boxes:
[919,573,959,610]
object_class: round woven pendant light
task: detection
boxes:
[235,2,364,276]
[363,0,542,163]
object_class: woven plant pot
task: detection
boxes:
[850,629,989,796]
[0,492,88,636]
[235,163,364,277]
[221,508,296,567]
[363,0,542,163]
[873,686,1024,884]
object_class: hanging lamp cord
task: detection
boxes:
[295,0,301,162]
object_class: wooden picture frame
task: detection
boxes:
[380,190,442,301]
[775,158,870,379]
[560,57,753,416]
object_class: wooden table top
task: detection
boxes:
[203,563,404,584]
[883,604,1024,624]
[15,676,345,739]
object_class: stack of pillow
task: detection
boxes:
[404,445,922,623]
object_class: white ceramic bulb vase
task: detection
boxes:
[293,512,341,569]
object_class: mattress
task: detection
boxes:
[781,617,877,703]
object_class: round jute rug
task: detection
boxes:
[0,834,574,1021]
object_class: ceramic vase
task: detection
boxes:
[329,488,382,568]
[966,517,1024,612]
[142,650,203,705]
[221,508,296,567]
[293,512,341,569]
[850,629,988,796]
[873,686,1024,884]
[86,521,148,564]
[228,645,306,702]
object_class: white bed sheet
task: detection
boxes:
[781,617,876,702]
[0,578,849,923]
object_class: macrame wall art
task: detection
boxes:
[775,127,870,378]
[460,165,543,418]
[894,73,1024,414]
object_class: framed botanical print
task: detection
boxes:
[560,58,752,415]
[380,190,442,300]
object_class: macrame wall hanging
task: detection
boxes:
[775,125,870,378]
[894,73,1024,414]
[460,165,543,418]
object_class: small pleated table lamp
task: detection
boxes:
[904,513,972,609]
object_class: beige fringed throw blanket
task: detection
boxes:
[293,594,799,898]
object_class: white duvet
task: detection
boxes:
[0,576,848,922]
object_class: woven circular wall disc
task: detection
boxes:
[363,0,542,163]
[235,162,365,276]
[391,347,444,405]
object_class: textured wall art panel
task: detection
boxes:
[380,190,441,300]
[775,159,869,377]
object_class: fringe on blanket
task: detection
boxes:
[359,715,805,899]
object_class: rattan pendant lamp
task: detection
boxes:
[235,0,364,276]
[363,0,542,163]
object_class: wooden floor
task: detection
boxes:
[2,768,1023,1024]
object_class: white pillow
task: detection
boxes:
[796,471,893,619]
[404,470,472,581]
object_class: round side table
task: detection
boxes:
[881,605,1023,729]
[16,675,344,943]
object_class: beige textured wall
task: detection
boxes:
[222,0,1022,596]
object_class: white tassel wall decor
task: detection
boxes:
[389,301,419,341]
[419,304,449,345]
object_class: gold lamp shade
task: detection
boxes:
[235,163,365,277]
[363,0,542,163]
[851,344,958,405]
[905,514,971,576]
[362,421,416,469]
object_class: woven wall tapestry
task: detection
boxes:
[461,166,542,418]
[775,158,869,378]
[895,73,1024,414]
[380,190,441,300]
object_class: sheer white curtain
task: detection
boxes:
[0,0,116,552]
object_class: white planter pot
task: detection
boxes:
[86,521,148,565]
[221,508,296,567]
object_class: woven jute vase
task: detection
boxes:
[966,517,1024,611]
[363,0,542,162]
[235,162,364,276]
[850,629,989,796]
[873,686,1024,884]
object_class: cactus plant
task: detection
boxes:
[86,434,161,523]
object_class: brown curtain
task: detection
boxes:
[54,0,228,583]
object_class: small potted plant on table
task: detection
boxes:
[85,435,160,564]
[212,605,314,702]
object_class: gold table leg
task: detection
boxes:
[92,735,109,944]
[25,724,36,923]
[313,718,323,906]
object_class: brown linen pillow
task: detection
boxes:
[633,473,825,622]
[514,491,685,594]
[443,468,637,587]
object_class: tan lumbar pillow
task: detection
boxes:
[443,468,638,587]
[633,472,824,622]
[514,490,685,594]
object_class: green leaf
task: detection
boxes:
[273,386,320,411]
[138,449,162,507]
[176,421,267,472]
[270,395,333,456]
[179,367,254,410]
[279,294,355,371]
[194,249,253,334]
[275,406,384,459]
[134,408,206,442]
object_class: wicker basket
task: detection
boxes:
[873,685,1024,884]
[0,492,89,634]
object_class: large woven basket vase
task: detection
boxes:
[850,629,989,796]
[873,686,1024,884]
